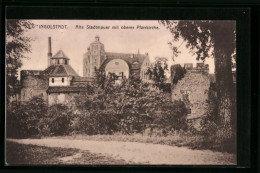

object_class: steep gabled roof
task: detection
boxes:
[44,64,79,77]
[51,50,69,59]
[72,76,94,82]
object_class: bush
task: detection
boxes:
[38,104,74,136]
[6,96,74,138]
[71,110,121,135]
[6,96,47,138]
[6,75,188,138]
[73,75,188,135]
[152,100,188,135]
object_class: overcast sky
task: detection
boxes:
[20,20,215,76]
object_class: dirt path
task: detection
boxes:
[7,138,236,165]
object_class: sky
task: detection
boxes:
[19,20,215,77]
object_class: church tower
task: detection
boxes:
[83,36,106,77]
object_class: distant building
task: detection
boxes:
[20,36,152,105]
[83,36,152,83]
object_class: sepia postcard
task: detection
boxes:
[5,19,237,165]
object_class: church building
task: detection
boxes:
[20,36,152,105]
[83,36,152,83]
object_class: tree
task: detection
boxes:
[160,20,236,141]
[171,64,187,85]
[6,96,47,138]
[147,60,169,92]
[6,20,34,104]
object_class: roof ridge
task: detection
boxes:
[105,52,146,56]
[52,50,69,59]
[64,64,79,76]
[52,65,60,74]
[62,64,70,75]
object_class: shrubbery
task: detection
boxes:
[6,96,73,138]
[72,75,188,135]
[39,104,74,136]
[6,96,47,138]
[6,75,189,138]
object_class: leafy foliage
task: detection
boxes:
[146,60,170,92]
[6,96,47,138]
[171,64,187,85]
[160,20,235,61]
[73,74,188,135]
[6,20,34,104]
[6,96,74,137]
[6,72,188,137]
[160,20,236,141]
[39,104,74,136]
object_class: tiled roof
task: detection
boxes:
[51,50,69,59]
[44,65,79,77]
[100,52,147,71]
[105,52,146,64]
[72,76,94,82]
[47,86,90,93]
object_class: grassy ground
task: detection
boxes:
[48,133,236,154]
[6,141,131,165]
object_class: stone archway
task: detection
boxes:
[105,59,130,79]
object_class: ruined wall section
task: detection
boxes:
[20,70,49,102]
[171,65,210,121]
[48,92,80,107]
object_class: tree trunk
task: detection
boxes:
[214,49,234,141]
[213,22,236,142]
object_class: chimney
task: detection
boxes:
[48,37,52,67]
[95,35,100,42]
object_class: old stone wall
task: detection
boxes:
[171,71,210,120]
[20,70,49,102]
[48,92,80,106]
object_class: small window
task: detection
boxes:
[52,78,54,83]
[65,60,67,64]
[62,78,64,83]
